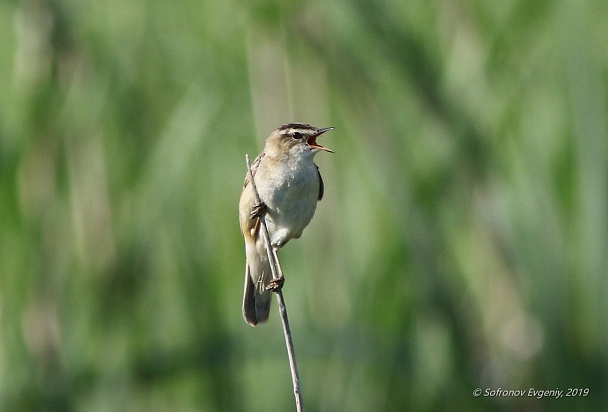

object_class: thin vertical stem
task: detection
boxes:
[246,154,304,412]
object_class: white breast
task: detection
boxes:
[257,159,319,247]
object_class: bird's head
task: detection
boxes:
[265,123,333,159]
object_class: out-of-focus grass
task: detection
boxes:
[1,0,606,411]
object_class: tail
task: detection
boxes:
[242,248,272,326]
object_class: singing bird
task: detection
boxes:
[239,123,333,326]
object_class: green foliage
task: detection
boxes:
[1,0,606,410]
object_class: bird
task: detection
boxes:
[239,123,333,326]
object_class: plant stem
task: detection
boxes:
[245,154,304,412]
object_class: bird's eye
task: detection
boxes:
[291,132,303,140]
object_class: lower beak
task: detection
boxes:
[307,127,334,153]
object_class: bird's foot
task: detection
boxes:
[250,202,267,219]
[266,276,285,292]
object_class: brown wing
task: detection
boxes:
[243,152,265,189]
[240,152,265,240]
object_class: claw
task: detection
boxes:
[266,276,285,292]
[250,202,267,220]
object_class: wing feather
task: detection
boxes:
[243,152,265,188]
[316,164,324,201]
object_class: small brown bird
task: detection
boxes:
[239,123,333,326]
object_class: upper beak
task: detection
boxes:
[307,127,334,153]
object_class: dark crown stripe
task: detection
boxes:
[278,123,316,131]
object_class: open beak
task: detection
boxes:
[307,127,334,153]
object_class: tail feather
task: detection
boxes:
[242,268,258,325]
[242,251,272,326]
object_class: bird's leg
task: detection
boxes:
[270,246,283,278]
[266,245,285,292]
[250,202,267,220]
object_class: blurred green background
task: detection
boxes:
[1,0,607,410]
